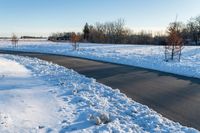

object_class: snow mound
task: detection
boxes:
[0,57,31,77]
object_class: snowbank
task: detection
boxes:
[0,56,61,132]
[0,57,31,77]
[0,54,198,132]
[0,41,200,79]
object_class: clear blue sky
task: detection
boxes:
[0,0,199,37]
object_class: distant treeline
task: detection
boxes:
[48,32,75,42]
[48,15,200,45]
[0,36,46,40]
[21,36,46,39]
[0,37,10,39]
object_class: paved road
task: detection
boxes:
[0,50,200,130]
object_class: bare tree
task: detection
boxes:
[165,22,184,62]
[70,33,80,50]
[11,34,19,47]
[114,19,126,43]
[187,18,199,45]
[195,16,200,44]
[95,22,106,43]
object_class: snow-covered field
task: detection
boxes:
[0,41,200,79]
[0,54,199,132]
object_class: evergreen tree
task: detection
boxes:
[83,23,90,41]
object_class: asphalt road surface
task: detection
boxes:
[0,50,200,130]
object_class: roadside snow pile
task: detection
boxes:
[1,54,198,133]
[0,57,31,77]
[0,56,62,132]
[1,41,200,79]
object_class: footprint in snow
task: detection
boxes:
[38,125,45,129]
[0,113,11,128]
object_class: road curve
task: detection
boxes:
[0,50,200,130]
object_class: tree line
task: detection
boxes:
[48,15,200,45]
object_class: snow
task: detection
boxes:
[0,41,200,79]
[0,57,61,132]
[0,54,199,132]
[0,57,30,77]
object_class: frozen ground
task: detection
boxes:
[0,54,199,132]
[0,41,200,79]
